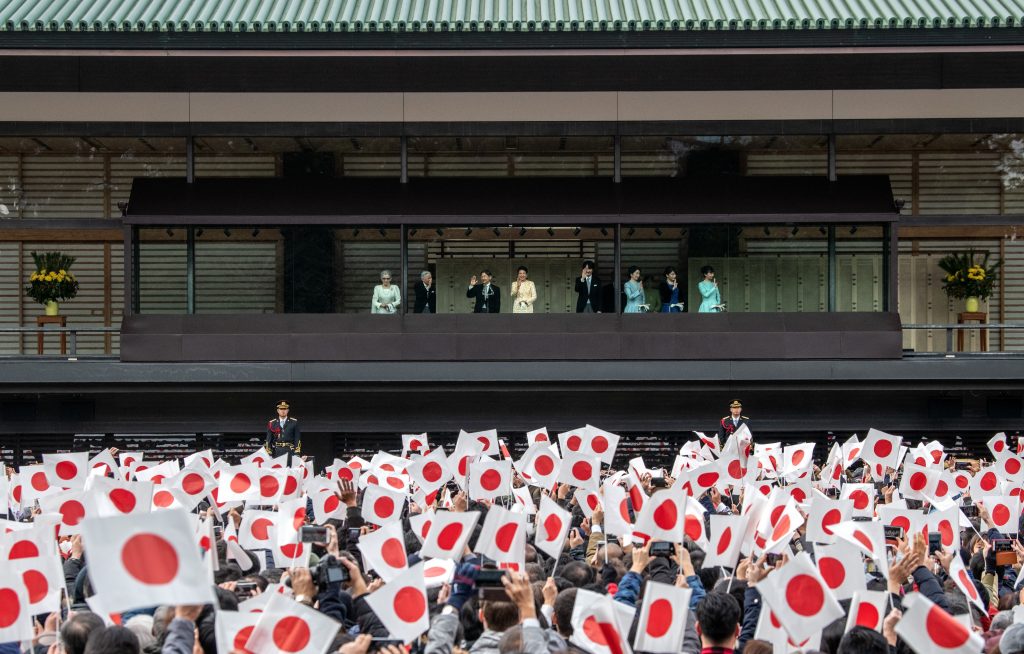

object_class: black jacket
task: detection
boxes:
[415,282,437,314]
[718,415,749,440]
[659,280,686,309]
[574,276,603,313]
[265,417,301,455]
[466,283,500,313]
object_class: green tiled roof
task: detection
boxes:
[0,0,1022,32]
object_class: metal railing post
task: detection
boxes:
[946,327,953,353]
[70,329,77,356]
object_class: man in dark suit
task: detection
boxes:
[414,270,437,314]
[717,399,750,440]
[575,260,603,313]
[265,400,301,464]
[466,270,500,313]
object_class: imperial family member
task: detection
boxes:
[265,400,301,464]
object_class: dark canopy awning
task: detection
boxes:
[125,175,897,225]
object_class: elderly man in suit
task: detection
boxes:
[415,270,437,314]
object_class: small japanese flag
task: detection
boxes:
[238,510,277,550]
[571,589,635,654]
[80,508,215,613]
[406,448,452,495]
[468,458,512,501]
[0,561,33,644]
[814,542,868,601]
[840,483,875,519]
[359,521,409,583]
[475,505,527,565]
[363,562,431,644]
[245,591,341,654]
[89,449,120,479]
[402,433,429,455]
[970,466,1001,499]
[703,514,746,570]
[215,610,260,654]
[948,553,986,612]
[758,552,844,643]
[845,590,889,632]
[859,428,903,470]
[11,549,63,614]
[805,495,853,545]
[43,452,90,490]
[88,477,153,517]
[895,592,983,654]
[534,495,572,561]
[632,490,685,544]
[361,484,406,525]
[217,465,261,502]
[527,427,552,446]
[633,581,691,653]
[515,444,562,489]
[420,511,480,560]
[557,452,601,491]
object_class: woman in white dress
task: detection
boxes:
[371,270,401,314]
[511,265,537,314]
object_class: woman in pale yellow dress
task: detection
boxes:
[511,266,537,314]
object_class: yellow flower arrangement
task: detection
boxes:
[25,252,79,306]
[938,251,1000,300]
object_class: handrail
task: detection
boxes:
[0,326,121,357]
[902,323,1024,353]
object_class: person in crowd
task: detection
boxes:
[511,266,537,314]
[642,275,662,313]
[265,399,301,463]
[415,270,437,314]
[694,592,743,653]
[623,266,644,313]
[60,612,105,654]
[659,266,684,312]
[83,626,140,654]
[574,260,602,313]
[718,399,750,439]
[467,271,501,313]
[698,265,723,312]
[371,269,401,314]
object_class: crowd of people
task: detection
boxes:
[3,410,1024,654]
[375,261,727,314]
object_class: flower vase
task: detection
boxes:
[965,296,980,313]
[45,300,59,316]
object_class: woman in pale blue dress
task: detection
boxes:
[697,265,722,313]
[624,266,645,313]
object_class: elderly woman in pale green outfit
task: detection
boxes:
[697,265,723,313]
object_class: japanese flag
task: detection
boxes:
[832,521,887,575]
[11,550,63,614]
[762,497,804,554]
[860,428,903,470]
[402,433,429,455]
[703,514,746,569]
[459,429,499,458]
[695,431,720,453]
[995,450,1024,484]
[218,465,261,502]
[2,526,57,560]
[970,466,1001,499]
[900,463,941,501]
[420,511,480,560]
[557,427,590,457]
[814,542,867,600]
[515,444,562,489]
[38,490,94,536]
[362,484,406,526]
[575,489,602,518]
[245,591,341,654]
[557,452,600,491]
[406,448,452,494]
[359,521,409,583]
[475,505,527,565]
[571,589,635,654]
[758,552,844,643]
[309,487,345,525]
[627,471,648,514]
[979,495,1019,533]
[422,558,455,588]
[683,497,709,551]
[215,611,260,654]
[948,553,985,612]
[878,505,925,541]
[633,490,685,544]
[0,561,32,644]
[840,483,875,518]
[89,449,120,479]
[134,460,180,485]
[845,590,889,632]
[534,495,572,561]
[806,495,853,545]
[468,458,512,501]
[80,508,215,613]
[633,581,691,653]
[782,443,815,480]
[19,464,58,503]
[895,592,983,654]
[601,482,633,537]
[183,449,214,470]
[989,433,1010,457]
[527,427,552,446]
[43,452,90,490]
[238,510,277,550]
[926,504,963,551]
[584,425,620,466]
[950,469,972,496]
[166,468,216,509]
[363,562,431,644]
[686,461,723,497]
[118,451,144,470]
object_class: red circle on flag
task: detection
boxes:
[872,440,893,458]
[534,455,555,476]
[338,468,354,481]
[386,477,405,490]
[374,497,395,519]
[182,473,206,495]
[230,473,251,493]
[619,499,630,523]
[480,469,502,491]
[280,543,304,559]
[697,472,719,488]
[382,538,406,568]
[22,569,48,603]
[394,586,426,623]
[426,565,447,578]
[251,517,273,541]
[566,435,582,452]
[59,500,85,526]
[30,472,48,492]
[496,523,518,552]
[792,488,807,504]
[153,490,175,508]
[284,476,299,496]
[791,450,806,467]
[572,461,592,481]
[981,472,997,491]
[853,529,873,552]
[410,439,422,451]
[769,505,785,526]
[366,475,380,487]
[855,602,879,628]
[818,557,846,589]
[849,490,870,510]
[0,588,20,628]
[771,514,791,542]
[457,457,470,477]
[646,598,673,638]
[996,440,1006,452]
[592,436,609,454]
[476,436,491,450]
[423,462,443,483]
[55,461,78,480]
[421,520,432,539]
[122,533,179,585]
[727,460,743,479]
[273,616,311,652]
[260,475,280,498]
[12,485,22,504]
[909,472,927,491]
[935,480,949,497]
[233,626,254,652]
[9,541,39,559]
[717,527,733,555]
[993,504,1011,526]
[543,514,563,542]
[586,494,599,511]
[437,523,464,550]
[926,604,969,648]
[653,500,678,530]
[938,519,954,546]
[324,495,340,514]
[1007,458,1023,475]
[583,616,612,645]
[785,574,825,616]
[892,516,910,533]
[958,570,979,599]
[292,507,305,531]
[684,515,702,541]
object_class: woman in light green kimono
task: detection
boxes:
[697,265,722,313]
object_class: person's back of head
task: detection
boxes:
[83,626,140,654]
[1001,622,1024,654]
[560,562,593,588]
[553,588,577,638]
[60,611,105,654]
[481,599,520,633]
[820,616,846,654]
[741,639,773,654]
[694,592,742,648]
[498,625,525,654]
[836,626,887,654]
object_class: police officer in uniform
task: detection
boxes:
[717,399,750,440]
[265,400,301,464]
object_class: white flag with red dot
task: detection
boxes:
[420,510,480,560]
[361,483,406,526]
[813,541,867,600]
[758,551,844,643]
[217,464,262,502]
[245,591,341,654]
[703,514,746,570]
[515,443,562,489]
[38,490,93,536]
[475,504,527,566]
[363,562,431,644]
[805,494,853,545]
[238,509,277,550]
[632,581,691,654]
[534,495,572,561]
[0,561,33,644]
[557,452,601,491]
[468,458,512,501]
[215,610,260,654]
[895,592,983,654]
[570,588,635,654]
[948,552,986,612]
[632,489,685,545]
[406,447,452,495]
[359,520,409,583]
[42,452,89,490]
[845,590,889,632]
[859,428,903,470]
[80,508,215,613]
